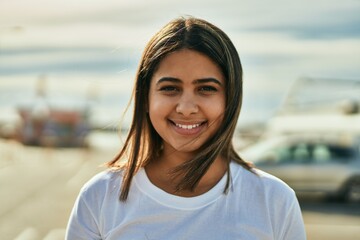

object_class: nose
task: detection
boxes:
[176,94,198,116]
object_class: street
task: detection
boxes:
[301,201,360,239]
[1,140,359,240]
[0,140,111,240]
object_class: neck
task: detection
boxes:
[145,150,228,197]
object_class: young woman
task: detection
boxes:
[66,16,306,240]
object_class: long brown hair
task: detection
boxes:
[107,16,252,201]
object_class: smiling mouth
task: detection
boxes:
[175,123,201,129]
[171,121,206,130]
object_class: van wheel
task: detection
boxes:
[345,178,360,203]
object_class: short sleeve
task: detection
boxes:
[278,196,307,240]
[65,193,101,240]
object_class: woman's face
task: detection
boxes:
[148,49,226,155]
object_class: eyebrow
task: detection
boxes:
[156,77,182,85]
[194,78,223,86]
[156,77,223,86]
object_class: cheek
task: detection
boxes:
[205,98,225,117]
[148,95,173,125]
[207,100,226,127]
[149,96,165,115]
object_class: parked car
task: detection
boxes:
[241,134,360,202]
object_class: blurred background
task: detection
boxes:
[0,0,359,239]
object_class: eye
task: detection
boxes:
[198,86,218,93]
[160,86,177,91]
[158,85,180,95]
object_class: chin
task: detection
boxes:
[174,143,203,154]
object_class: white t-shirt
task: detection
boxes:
[66,161,306,240]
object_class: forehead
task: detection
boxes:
[151,49,225,84]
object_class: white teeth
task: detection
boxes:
[175,123,201,129]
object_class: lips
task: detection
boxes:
[169,120,206,135]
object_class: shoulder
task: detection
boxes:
[233,163,297,203]
[249,169,306,239]
[254,168,295,196]
[231,164,305,239]
[79,169,124,203]
[66,170,124,239]
[233,164,300,218]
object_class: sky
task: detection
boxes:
[0,0,359,126]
